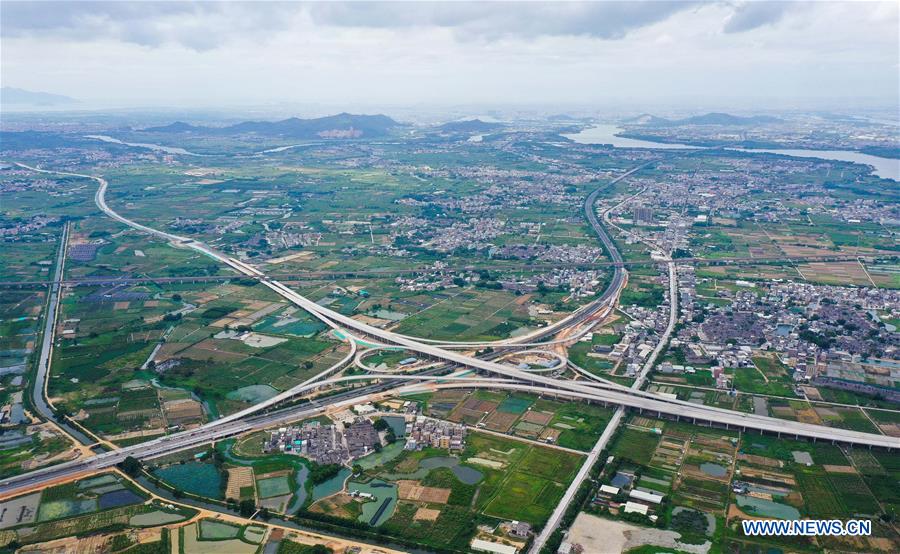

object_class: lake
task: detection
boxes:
[562,124,899,181]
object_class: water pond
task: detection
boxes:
[610,472,634,488]
[311,468,351,501]
[347,479,397,526]
[383,416,407,437]
[153,462,223,499]
[98,489,143,509]
[382,456,483,485]
[129,510,188,526]
[358,440,406,470]
[699,462,728,478]
[736,495,800,520]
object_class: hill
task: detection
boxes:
[437,119,503,133]
[622,113,671,126]
[143,121,201,133]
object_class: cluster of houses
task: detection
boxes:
[404,415,466,452]
[264,418,380,464]
[592,459,666,523]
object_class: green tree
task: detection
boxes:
[118,456,142,477]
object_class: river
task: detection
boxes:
[84,135,201,156]
[562,124,700,149]
[725,147,899,181]
[562,124,899,181]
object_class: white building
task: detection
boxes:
[623,501,649,515]
[471,538,519,554]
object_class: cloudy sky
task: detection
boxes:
[2,1,898,112]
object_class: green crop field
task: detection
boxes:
[610,427,661,466]
[796,470,847,517]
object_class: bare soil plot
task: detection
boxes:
[771,406,796,419]
[397,480,451,504]
[463,397,500,413]
[309,495,358,519]
[522,411,553,426]
[483,410,519,432]
[539,428,561,442]
[740,467,796,486]
[794,406,822,424]
[800,386,824,401]
[737,453,782,468]
[413,507,441,521]
[225,467,255,501]
[867,537,897,552]
[823,465,857,474]
[0,492,40,529]
[878,423,900,437]
[163,399,204,426]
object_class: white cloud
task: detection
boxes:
[1,1,897,109]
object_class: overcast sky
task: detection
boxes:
[2,1,898,112]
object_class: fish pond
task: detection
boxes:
[347,479,397,526]
[153,462,223,499]
[98,489,143,509]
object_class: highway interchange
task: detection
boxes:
[2,162,897,552]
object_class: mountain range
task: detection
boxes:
[143,113,401,139]
[624,112,782,126]
[2,87,78,106]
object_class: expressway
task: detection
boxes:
[531,173,670,552]
[3,162,896,504]
[4,360,894,500]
